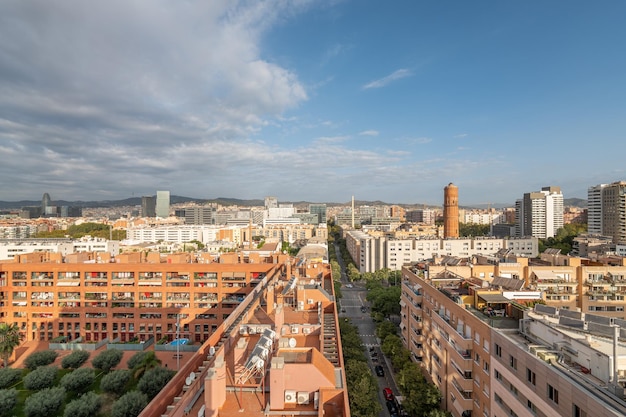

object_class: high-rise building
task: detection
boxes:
[516,186,564,238]
[309,203,327,224]
[141,196,156,217]
[443,183,459,238]
[264,196,278,210]
[588,181,626,244]
[156,190,170,218]
[41,193,51,215]
[180,206,216,225]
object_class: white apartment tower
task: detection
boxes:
[155,190,170,218]
[588,181,626,244]
[516,186,564,238]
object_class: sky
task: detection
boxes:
[1,1,625,206]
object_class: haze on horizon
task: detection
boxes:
[1,1,624,206]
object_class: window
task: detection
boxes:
[526,368,536,385]
[547,384,559,404]
[483,361,489,373]
[495,343,502,357]
[528,400,537,414]
[573,404,587,417]
[494,370,502,381]
[509,355,517,370]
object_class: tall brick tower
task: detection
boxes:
[444,183,459,238]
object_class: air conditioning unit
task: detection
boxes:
[291,325,299,334]
[308,299,314,305]
[302,327,311,334]
[297,392,309,405]
[298,301,304,310]
[285,390,297,404]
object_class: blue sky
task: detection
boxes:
[0,1,624,205]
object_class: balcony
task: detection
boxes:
[194,272,217,281]
[166,272,190,280]
[452,376,473,400]
[31,272,54,281]
[86,272,108,280]
[432,311,472,351]
[451,389,474,417]
[111,272,135,280]
[138,272,163,285]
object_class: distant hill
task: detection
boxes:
[564,198,587,208]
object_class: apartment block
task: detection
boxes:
[588,181,626,244]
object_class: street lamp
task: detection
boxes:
[176,314,180,371]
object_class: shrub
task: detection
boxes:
[63,391,102,417]
[60,368,95,393]
[137,367,176,399]
[23,366,57,390]
[61,350,90,369]
[126,351,148,369]
[0,389,18,417]
[100,369,131,396]
[23,386,66,417]
[111,391,148,417]
[24,350,58,370]
[91,349,123,372]
[0,368,22,389]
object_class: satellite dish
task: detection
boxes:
[185,376,192,386]
[288,337,297,348]
[189,372,196,381]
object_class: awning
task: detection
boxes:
[478,293,510,304]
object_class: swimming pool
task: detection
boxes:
[169,338,189,346]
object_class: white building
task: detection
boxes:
[516,186,564,238]
[0,237,118,260]
[156,190,170,218]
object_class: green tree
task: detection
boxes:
[23,387,66,417]
[92,348,123,372]
[137,367,175,399]
[111,391,148,417]
[131,350,162,379]
[0,388,17,417]
[63,391,102,417]
[61,350,90,369]
[24,350,58,370]
[23,366,57,390]
[0,323,22,368]
[60,368,95,393]
[100,369,131,396]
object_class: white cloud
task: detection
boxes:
[359,130,379,136]
[362,68,412,89]
[454,133,468,138]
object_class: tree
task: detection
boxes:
[60,367,95,393]
[100,369,131,396]
[131,350,161,379]
[23,366,57,390]
[137,367,175,399]
[61,350,90,369]
[0,323,22,368]
[0,388,17,417]
[24,350,58,370]
[23,386,66,417]
[92,348,123,372]
[0,368,22,389]
[344,359,381,417]
[63,391,102,417]
[111,391,148,417]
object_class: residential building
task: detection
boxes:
[516,186,564,239]
[588,181,626,244]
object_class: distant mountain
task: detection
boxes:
[564,197,586,208]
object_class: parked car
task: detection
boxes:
[375,365,384,377]
[360,306,367,313]
[383,387,394,402]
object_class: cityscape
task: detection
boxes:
[2,2,626,417]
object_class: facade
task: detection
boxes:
[0,237,119,260]
[444,183,459,238]
[405,209,438,225]
[343,231,538,272]
[156,190,171,218]
[141,195,156,217]
[180,206,217,225]
[588,181,626,244]
[516,186,564,239]
[400,264,626,417]
[309,203,327,224]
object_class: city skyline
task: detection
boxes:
[1,1,625,204]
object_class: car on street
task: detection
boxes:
[383,387,394,402]
[345,283,353,288]
[375,365,384,377]
[360,306,367,313]
[386,400,398,414]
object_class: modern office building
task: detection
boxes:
[516,186,564,239]
[588,181,626,244]
[309,203,327,224]
[141,195,156,217]
[156,190,171,218]
[177,206,217,225]
[444,183,459,238]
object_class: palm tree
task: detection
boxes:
[132,350,162,379]
[0,323,22,368]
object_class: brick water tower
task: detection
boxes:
[443,183,459,238]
